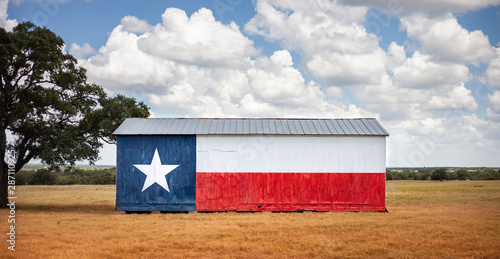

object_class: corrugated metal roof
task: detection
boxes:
[113,118,389,136]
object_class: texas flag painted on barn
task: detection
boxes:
[114,118,389,212]
[115,135,196,211]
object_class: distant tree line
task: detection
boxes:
[13,167,500,184]
[386,168,500,181]
[15,167,116,185]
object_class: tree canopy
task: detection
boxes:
[431,168,449,182]
[0,22,150,208]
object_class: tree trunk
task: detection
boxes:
[0,129,7,209]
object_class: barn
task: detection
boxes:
[113,118,389,212]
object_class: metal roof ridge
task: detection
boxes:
[113,118,389,136]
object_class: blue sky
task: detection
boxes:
[2,0,500,167]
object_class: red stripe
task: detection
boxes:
[196,172,385,212]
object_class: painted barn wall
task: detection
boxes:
[196,135,386,173]
[196,135,386,212]
[196,172,386,211]
[115,134,386,212]
[116,135,196,211]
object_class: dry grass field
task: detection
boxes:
[1,180,499,258]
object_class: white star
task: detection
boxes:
[133,148,179,192]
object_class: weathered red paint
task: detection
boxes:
[196,172,386,212]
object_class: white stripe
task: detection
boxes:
[196,135,386,173]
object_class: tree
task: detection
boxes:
[431,168,449,181]
[477,168,500,180]
[456,168,470,180]
[0,22,150,208]
[419,171,431,180]
[31,169,56,185]
[448,171,458,180]
[408,171,419,180]
[386,169,393,180]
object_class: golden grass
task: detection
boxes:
[1,181,500,258]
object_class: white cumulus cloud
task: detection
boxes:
[401,13,495,64]
[326,86,343,98]
[245,0,388,86]
[121,15,153,33]
[487,90,500,121]
[485,48,500,88]
[392,51,470,89]
[137,8,259,68]
[247,50,325,107]
[80,25,177,91]
[78,6,374,119]
[69,42,96,59]
[490,91,500,112]
[0,0,18,31]
[425,84,478,111]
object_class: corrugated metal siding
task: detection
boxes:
[113,118,389,136]
[196,135,386,173]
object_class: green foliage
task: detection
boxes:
[475,168,500,180]
[17,167,117,185]
[386,168,499,181]
[31,169,56,185]
[95,171,116,185]
[448,171,458,180]
[387,170,424,180]
[408,171,419,180]
[15,170,34,185]
[393,170,409,180]
[386,170,393,180]
[431,168,449,181]
[456,169,470,180]
[419,171,432,180]
[89,94,150,144]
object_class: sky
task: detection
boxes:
[2,0,500,167]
